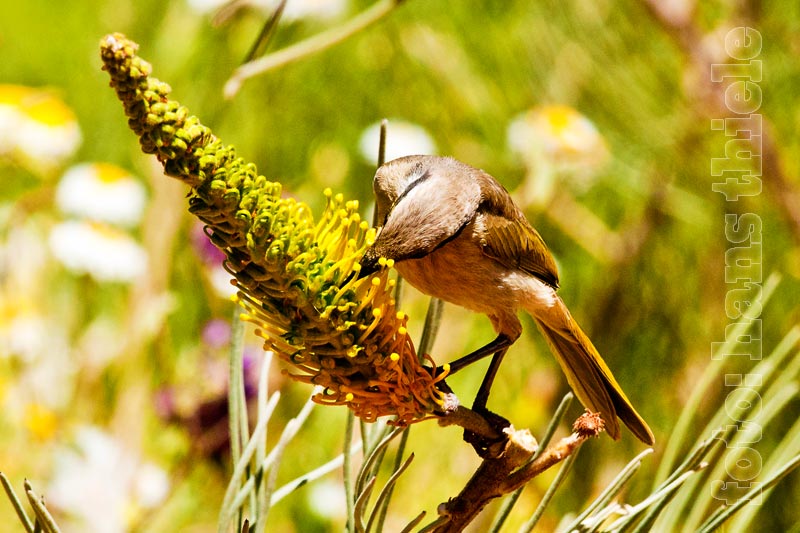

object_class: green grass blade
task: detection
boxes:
[372,427,411,532]
[354,476,376,533]
[344,411,357,533]
[604,464,708,532]
[365,453,415,532]
[728,409,800,530]
[1,473,33,532]
[682,381,799,531]
[563,448,653,532]
[228,306,248,467]
[418,297,444,360]
[271,439,362,505]
[657,321,797,528]
[254,350,273,533]
[355,427,404,497]
[654,274,779,486]
[257,392,317,527]
[697,453,800,533]
[24,486,61,533]
[520,444,582,533]
[218,392,279,532]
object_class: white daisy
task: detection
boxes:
[508,105,609,204]
[188,0,348,21]
[280,0,348,21]
[307,479,347,520]
[47,426,170,533]
[55,163,147,228]
[0,221,58,363]
[508,105,608,169]
[0,85,81,174]
[1,310,48,362]
[359,119,437,165]
[49,221,147,282]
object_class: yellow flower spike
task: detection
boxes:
[357,307,384,343]
[327,267,362,308]
[101,33,446,426]
[351,275,383,317]
[346,345,362,358]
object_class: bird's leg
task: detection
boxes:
[439,336,516,457]
[462,346,512,458]
[472,347,509,412]
[439,333,513,375]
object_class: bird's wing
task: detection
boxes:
[476,177,560,288]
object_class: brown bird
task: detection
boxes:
[358,155,654,445]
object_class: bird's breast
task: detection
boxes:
[394,228,520,316]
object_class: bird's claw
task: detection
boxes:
[464,407,511,459]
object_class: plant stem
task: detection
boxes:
[225,0,407,98]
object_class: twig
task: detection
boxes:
[487,393,574,533]
[436,404,502,442]
[225,0,408,98]
[431,412,603,532]
[243,0,288,63]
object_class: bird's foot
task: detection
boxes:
[464,408,511,459]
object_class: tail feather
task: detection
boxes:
[532,298,655,446]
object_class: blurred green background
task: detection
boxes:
[1,0,799,531]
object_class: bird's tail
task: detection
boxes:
[530,296,655,445]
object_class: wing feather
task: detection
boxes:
[476,173,560,288]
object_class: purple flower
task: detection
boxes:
[190,222,227,266]
[202,319,231,349]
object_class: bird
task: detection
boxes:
[357,154,654,445]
